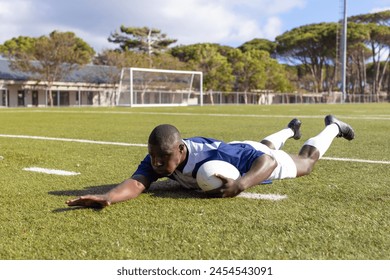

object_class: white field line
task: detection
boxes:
[0,134,147,147]
[23,167,80,176]
[322,157,390,165]
[1,134,389,165]
[238,192,287,201]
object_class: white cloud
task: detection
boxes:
[155,0,265,45]
[0,0,32,20]
[0,0,50,42]
[139,0,304,46]
[249,0,306,14]
[264,17,283,39]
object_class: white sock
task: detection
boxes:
[303,124,339,158]
[262,128,294,150]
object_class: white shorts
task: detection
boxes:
[229,140,297,180]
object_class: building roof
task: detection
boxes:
[0,59,119,85]
[0,59,29,81]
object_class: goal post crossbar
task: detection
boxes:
[129,67,203,75]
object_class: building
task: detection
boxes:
[0,59,119,107]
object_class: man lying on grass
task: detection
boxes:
[66,115,354,208]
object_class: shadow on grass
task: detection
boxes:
[49,184,118,197]
[49,180,217,213]
[49,184,117,212]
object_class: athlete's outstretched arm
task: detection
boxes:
[66,175,149,208]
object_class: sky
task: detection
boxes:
[0,0,389,53]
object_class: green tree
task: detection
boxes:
[108,26,177,67]
[0,36,37,58]
[170,44,200,63]
[228,49,293,94]
[265,59,295,93]
[346,42,371,95]
[276,23,340,93]
[349,10,390,26]
[0,31,95,106]
[197,45,234,92]
[350,11,390,99]
[276,22,369,94]
[171,44,234,92]
[228,49,267,92]
[238,38,277,56]
[151,53,188,70]
[94,49,151,68]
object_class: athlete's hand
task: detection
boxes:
[214,174,243,198]
[66,195,111,208]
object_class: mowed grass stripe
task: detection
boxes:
[1,109,390,121]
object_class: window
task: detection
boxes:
[1,90,5,106]
[32,91,39,106]
[87,92,93,105]
[51,92,58,106]
[17,90,25,106]
[60,92,70,106]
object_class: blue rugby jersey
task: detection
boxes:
[132,137,265,189]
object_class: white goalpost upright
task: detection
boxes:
[116,67,203,107]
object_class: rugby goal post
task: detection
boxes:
[117,67,203,107]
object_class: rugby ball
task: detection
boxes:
[196,160,240,191]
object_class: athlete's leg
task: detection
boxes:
[290,115,355,177]
[261,118,302,149]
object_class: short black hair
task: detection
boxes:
[148,124,181,151]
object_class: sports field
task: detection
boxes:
[0,103,389,260]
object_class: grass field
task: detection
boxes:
[0,103,389,260]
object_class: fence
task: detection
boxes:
[202,91,389,105]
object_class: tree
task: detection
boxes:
[238,38,277,57]
[0,31,95,106]
[94,49,150,69]
[349,10,390,26]
[0,36,37,58]
[108,26,177,67]
[276,22,369,94]
[171,44,234,92]
[196,45,234,92]
[228,49,267,92]
[265,58,295,93]
[347,42,371,95]
[350,11,390,99]
[171,43,292,96]
[228,49,293,95]
[150,53,188,70]
[276,23,341,93]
